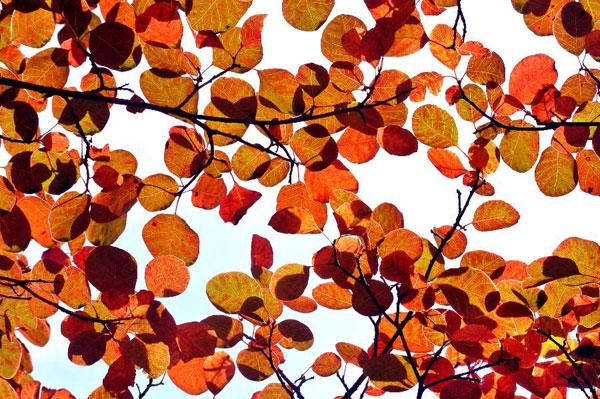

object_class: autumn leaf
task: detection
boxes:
[472,200,520,231]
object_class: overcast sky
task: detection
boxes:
[24,1,596,398]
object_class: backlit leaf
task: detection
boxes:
[337,126,379,164]
[22,48,69,93]
[142,214,200,266]
[509,54,558,105]
[312,352,341,377]
[136,3,183,48]
[237,348,276,381]
[553,2,593,55]
[321,15,365,64]
[219,183,262,225]
[466,51,505,85]
[377,126,418,156]
[433,226,467,259]
[258,69,306,115]
[139,174,178,212]
[304,160,358,202]
[49,192,91,242]
[232,145,270,181]
[335,342,368,367]
[140,69,198,114]
[0,334,21,378]
[269,207,320,234]
[290,124,338,170]
[499,126,540,173]
[186,0,252,33]
[283,0,334,31]
[363,354,418,392]
[427,148,467,178]
[461,250,506,279]
[312,282,352,309]
[12,7,56,48]
[435,267,499,318]
[576,150,600,195]
[145,255,190,297]
[202,315,244,348]
[206,272,262,314]
[168,357,208,395]
[18,196,55,248]
[0,379,17,399]
[192,174,227,210]
[535,146,577,196]
[429,24,461,69]
[89,22,140,71]
[270,264,310,301]
[203,351,235,395]
[472,200,520,231]
[278,319,314,350]
[412,104,458,148]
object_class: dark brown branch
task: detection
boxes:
[0,276,129,326]
[137,374,166,399]
[64,98,92,192]
[423,171,483,281]
[341,312,414,399]
[0,76,413,127]
[451,0,467,49]
[536,329,599,399]
[456,80,600,131]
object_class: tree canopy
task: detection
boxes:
[0,0,599,399]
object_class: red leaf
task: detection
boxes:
[219,183,262,225]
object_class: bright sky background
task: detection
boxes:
[21,0,597,398]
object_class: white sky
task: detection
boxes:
[22,0,597,398]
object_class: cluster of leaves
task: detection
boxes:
[0,0,599,398]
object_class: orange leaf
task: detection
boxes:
[191,174,227,210]
[145,255,190,297]
[277,182,327,228]
[203,351,235,395]
[337,126,379,164]
[185,0,251,33]
[290,124,338,171]
[135,3,182,48]
[202,315,244,348]
[304,160,358,203]
[472,200,520,231]
[321,15,365,64]
[433,225,467,259]
[142,214,199,265]
[219,183,262,225]
[168,356,208,395]
[138,174,178,212]
[18,196,55,248]
[283,0,334,31]
[269,207,321,234]
[237,348,277,381]
[427,148,467,178]
[270,263,310,301]
[312,282,352,310]
[312,352,341,377]
[277,319,314,350]
[509,54,558,105]
[576,150,600,195]
[535,146,577,196]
